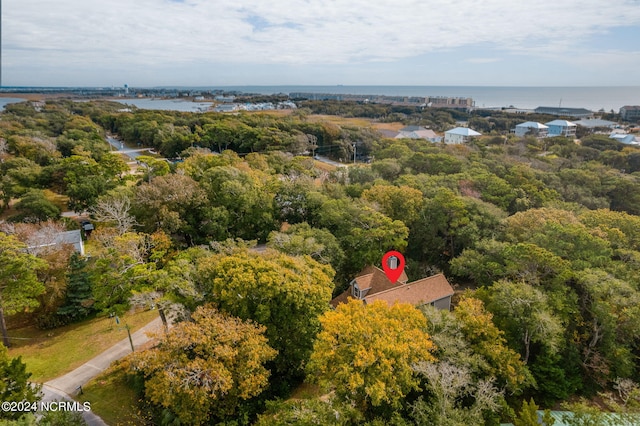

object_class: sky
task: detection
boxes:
[3,0,640,87]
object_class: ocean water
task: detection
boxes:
[0,97,29,110]
[213,85,640,112]
[2,87,639,113]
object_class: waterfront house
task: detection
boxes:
[514,122,549,138]
[331,265,455,311]
[545,119,577,137]
[444,127,481,144]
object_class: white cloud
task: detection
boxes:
[4,0,640,84]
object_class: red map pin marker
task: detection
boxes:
[382,251,405,284]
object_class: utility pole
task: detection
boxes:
[352,143,356,164]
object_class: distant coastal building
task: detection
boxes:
[534,106,593,119]
[213,104,239,113]
[545,120,577,137]
[514,121,549,138]
[288,92,473,110]
[289,92,345,101]
[574,118,618,129]
[214,95,236,103]
[444,127,481,144]
[394,126,442,142]
[620,106,640,122]
[426,96,474,109]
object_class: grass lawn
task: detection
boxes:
[7,309,159,382]
[76,362,152,426]
[42,189,69,211]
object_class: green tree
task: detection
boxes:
[0,345,41,420]
[409,188,505,267]
[479,280,563,364]
[89,232,164,313]
[316,198,409,278]
[0,233,46,346]
[57,253,94,322]
[135,155,170,182]
[129,305,276,425]
[266,222,345,269]
[361,184,424,225]
[513,398,555,426]
[574,269,640,381]
[198,250,334,384]
[12,190,61,223]
[450,297,531,392]
[273,176,318,224]
[200,166,277,241]
[132,174,211,243]
[0,158,42,210]
[307,300,434,415]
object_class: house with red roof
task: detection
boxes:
[331,265,454,310]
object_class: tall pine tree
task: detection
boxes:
[57,253,94,321]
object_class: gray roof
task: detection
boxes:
[574,118,618,128]
[54,230,83,246]
[27,229,84,256]
[535,106,593,115]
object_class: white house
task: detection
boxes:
[444,127,481,144]
[514,122,549,138]
[546,120,577,137]
[610,132,639,145]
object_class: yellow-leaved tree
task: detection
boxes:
[129,304,276,425]
[307,299,434,415]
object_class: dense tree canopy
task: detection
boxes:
[2,99,640,424]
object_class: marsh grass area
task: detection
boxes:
[7,309,159,382]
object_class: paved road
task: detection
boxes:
[315,155,348,168]
[106,136,152,160]
[41,316,164,425]
[41,384,107,426]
